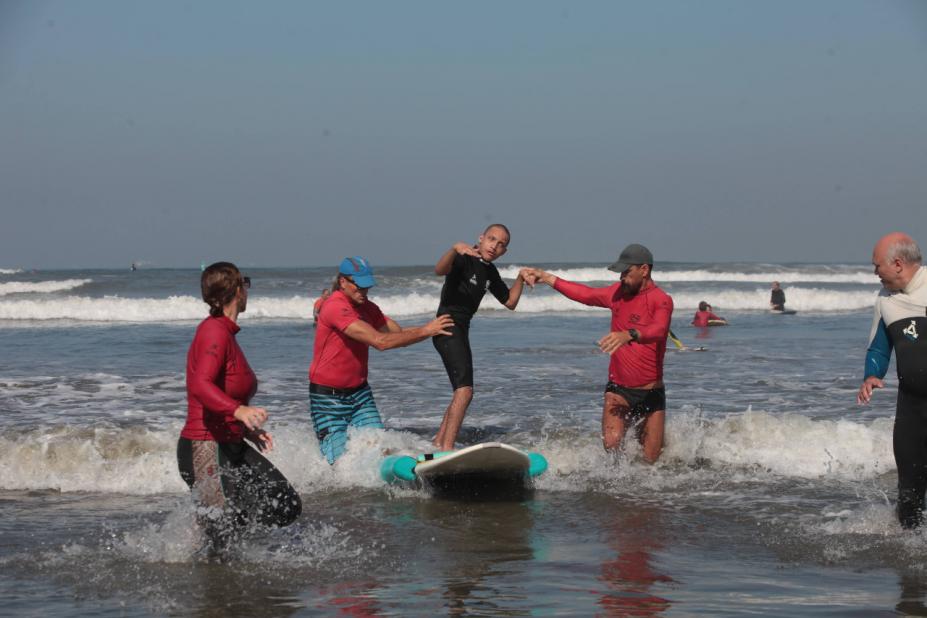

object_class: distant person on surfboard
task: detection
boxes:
[523,244,674,463]
[691,301,725,326]
[431,224,532,451]
[309,257,453,464]
[770,281,787,311]
[312,288,331,326]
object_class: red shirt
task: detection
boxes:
[554,278,673,388]
[691,310,722,327]
[182,315,257,442]
[309,290,388,389]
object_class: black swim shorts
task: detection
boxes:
[604,382,666,418]
[432,323,473,390]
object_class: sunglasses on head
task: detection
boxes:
[241,276,251,289]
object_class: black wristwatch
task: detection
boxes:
[628,328,640,342]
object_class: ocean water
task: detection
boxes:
[1,262,923,616]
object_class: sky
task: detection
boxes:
[2,1,926,269]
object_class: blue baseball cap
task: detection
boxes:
[338,256,377,288]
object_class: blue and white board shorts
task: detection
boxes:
[309,382,384,464]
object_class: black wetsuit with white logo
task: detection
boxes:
[433,253,509,390]
[864,266,927,527]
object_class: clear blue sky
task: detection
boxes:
[2,1,926,268]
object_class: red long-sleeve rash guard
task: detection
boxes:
[554,278,673,387]
[691,310,722,327]
[182,315,257,442]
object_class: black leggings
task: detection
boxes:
[433,323,473,390]
[177,438,302,548]
[893,390,927,528]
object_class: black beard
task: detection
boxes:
[620,279,642,296]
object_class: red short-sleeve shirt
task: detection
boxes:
[309,290,388,389]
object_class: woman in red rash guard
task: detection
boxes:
[177,262,301,555]
[691,301,725,326]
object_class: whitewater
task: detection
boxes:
[0,262,880,322]
[3,262,922,616]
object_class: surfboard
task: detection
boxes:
[380,442,548,496]
[667,329,708,351]
[707,319,728,326]
[770,309,797,315]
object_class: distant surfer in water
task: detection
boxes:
[691,301,725,326]
[431,224,532,451]
[770,281,786,311]
[857,232,927,529]
[524,244,674,463]
[312,288,331,326]
[309,257,453,464]
[179,262,301,555]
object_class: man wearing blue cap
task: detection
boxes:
[309,257,453,464]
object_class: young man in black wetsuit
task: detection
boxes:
[431,224,532,450]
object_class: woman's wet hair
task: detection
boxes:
[201,262,243,317]
[698,301,709,312]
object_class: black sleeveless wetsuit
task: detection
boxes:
[433,253,509,390]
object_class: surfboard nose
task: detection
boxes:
[528,452,549,478]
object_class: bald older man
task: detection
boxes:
[858,232,927,528]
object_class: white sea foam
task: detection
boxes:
[0,278,92,296]
[0,424,186,494]
[0,268,22,275]
[0,295,314,322]
[385,288,877,314]
[664,410,895,479]
[668,288,877,312]
[0,286,879,322]
[0,295,207,322]
[499,265,877,284]
[659,269,876,284]
[0,411,894,494]
[535,410,895,495]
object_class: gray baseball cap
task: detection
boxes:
[607,243,654,273]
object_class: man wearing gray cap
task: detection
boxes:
[524,244,674,463]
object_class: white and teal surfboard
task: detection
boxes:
[380,442,548,488]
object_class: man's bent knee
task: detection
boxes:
[640,410,666,464]
[603,435,622,451]
[641,445,663,464]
